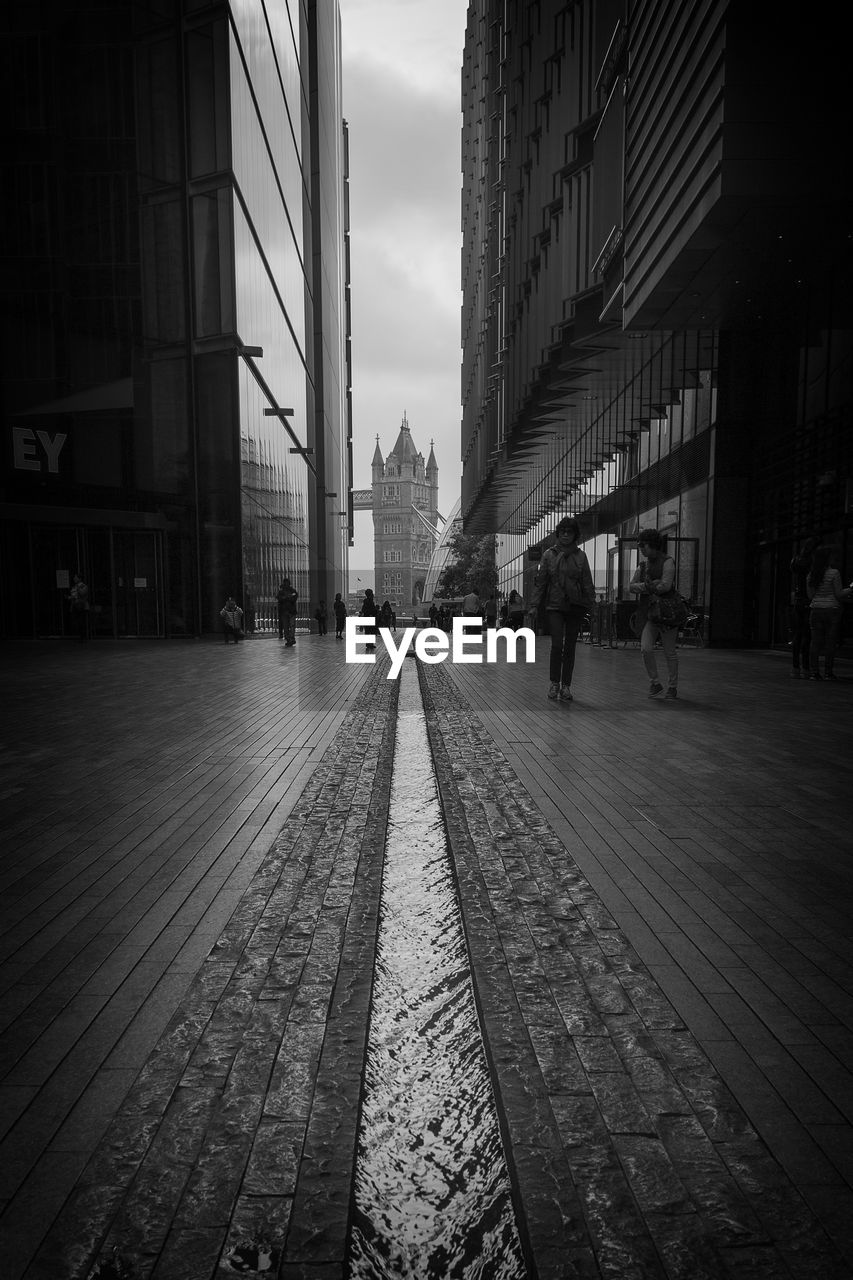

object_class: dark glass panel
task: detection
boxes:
[192,188,234,337]
[140,199,186,342]
[135,37,181,189]
[187,21,230,177]
[71,416,124,487]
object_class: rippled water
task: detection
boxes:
[349,664,526,1280]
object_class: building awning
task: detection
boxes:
[15,377,134,416]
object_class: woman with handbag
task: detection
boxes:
[628,529,683,699]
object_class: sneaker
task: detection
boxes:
[548,682,560,699]
[559,685,573,701]
[648,681,664,698]
[665,688,678,699]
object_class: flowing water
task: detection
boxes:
[348,663,527,1279]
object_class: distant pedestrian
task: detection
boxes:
[333,592,347,640]
[220,596,244,644]
[462,588,481,634]
[806,547,851,681]
[67,573,90,643]
[530,517,595,702]
[628,529,679,699]
[507,589,525,631]
[360,588,379,651]
[380,598,395,630]
[244,592,255,636]
[789,536,818,678]
[277,578,298,645]
[315,601,328,635]
[484,594,498,628]
[428,603,439,626]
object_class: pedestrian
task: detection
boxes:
[789,536,818,678]
[628,529,680,699]
[529,516,595,702]
[67,573,90,643]
[507,589,525,631]
[360,588,379,651]
[315,601,328,635]
[428,602,439,626]
[379,598,395,630]
[484,594,498,629]
[276,578,298,645]
[333,592,347,640]
[806,546,851,681]
[462,587,481,633]
[220,596,244,644]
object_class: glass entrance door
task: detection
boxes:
[112,530,162,637]
[31,526,85,638]
[29,525,163,638]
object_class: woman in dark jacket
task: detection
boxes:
[360,588,379,651]
[529,517,595,701]
[628,528,678,698]
[507,589,525,631]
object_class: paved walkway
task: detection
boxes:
[1,632,851,1278]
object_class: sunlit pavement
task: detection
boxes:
[1,632,852,1278]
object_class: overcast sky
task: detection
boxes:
[340,0,468,579]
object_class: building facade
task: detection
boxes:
[1,0,351,639]
[461,1,853,646]
[371,416,439,614]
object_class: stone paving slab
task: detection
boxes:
[2,637,852,1279]
[16,658,397,1280]
[419,660,851,1280]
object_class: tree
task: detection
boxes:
[436,530,498,598]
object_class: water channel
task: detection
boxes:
[348,662,527,1279]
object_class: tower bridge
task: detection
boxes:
[365,414,440,611]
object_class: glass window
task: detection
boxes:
[192,189,235,337]
[140,199,186,342]
[187,22,230,177]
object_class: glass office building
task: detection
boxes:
[462,1,853,647]
[1,0,351,638]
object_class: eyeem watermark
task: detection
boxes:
[345,617,536,679]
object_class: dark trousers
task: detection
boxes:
[223,624,241,644]
[789,603,810,671]
[278,607,295,643]
[809,608,839,675]
[72,606,88,642]
[547,607,585,685]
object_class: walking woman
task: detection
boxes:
[529,517,595,701]
[628,529,679,698]
[806,546,851,681]
[507,589,526,631]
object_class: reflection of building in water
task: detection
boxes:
[369,415,441,612]
[423,498,462,602]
